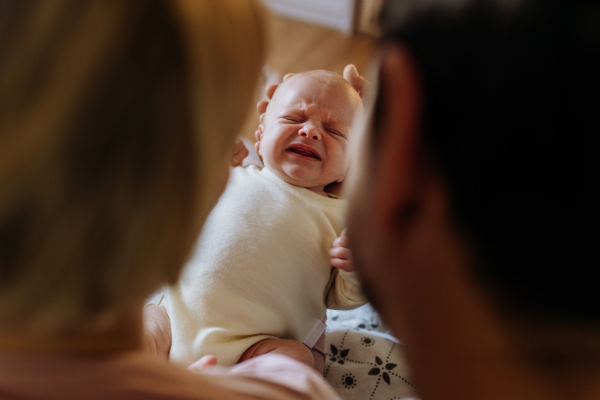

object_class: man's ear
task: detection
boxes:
[371,46,423,232]
[255,124,264,157]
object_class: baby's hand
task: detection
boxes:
[143,304,172,360]
[329,229,354,272]
[231,139,249,167]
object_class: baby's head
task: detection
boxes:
[256,70,363,192]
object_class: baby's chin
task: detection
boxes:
[274,164,334,189]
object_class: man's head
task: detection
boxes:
[346,0,600,395]
[256,71,363,190]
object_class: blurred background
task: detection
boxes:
[240,0,383,140]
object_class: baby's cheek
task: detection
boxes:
[332,143,349,169]
[260,139,285,169]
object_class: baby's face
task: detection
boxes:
[257,73,363,190]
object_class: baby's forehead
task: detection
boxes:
[276,71,353,100]
[270,71,361,117]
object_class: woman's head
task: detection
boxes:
[0,0,265,334]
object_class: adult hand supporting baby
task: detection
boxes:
[142,304,172,360]
[329,229,354,272]
[342,64,369,98]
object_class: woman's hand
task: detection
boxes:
[143,304,172,360]
[329,229,354,272]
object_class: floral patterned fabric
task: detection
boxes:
[325,304,418,400]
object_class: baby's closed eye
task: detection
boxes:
[326,128,344,137]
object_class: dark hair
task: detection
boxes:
[380,0,600,324]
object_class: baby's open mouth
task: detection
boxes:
[286,144,321,161]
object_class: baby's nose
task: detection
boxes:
[299,125,321,140]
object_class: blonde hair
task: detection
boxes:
[0,0,265,333]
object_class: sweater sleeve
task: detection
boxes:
[325,269,368,310]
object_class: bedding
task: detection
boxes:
[325,304,417,400]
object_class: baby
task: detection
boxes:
[149,70,366,370]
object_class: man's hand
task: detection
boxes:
[143,304,172,360]
[329,229,354,272]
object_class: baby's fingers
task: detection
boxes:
[332,229,349,248]
[256,99,269,116]
[330,257,353,272]
[256,76,293,119]
[330,245,354,272]
[329,246,351,260]
[254,126,261,142]
[265,82,279,99]
[343,64,369,98]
